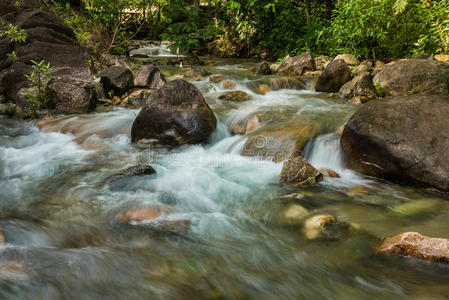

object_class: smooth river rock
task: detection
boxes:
[276,52,315,76]
[341,94,449,191]
[377,232,449,263]
[131,79,217,146]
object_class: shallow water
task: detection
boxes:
[1,60,449,299]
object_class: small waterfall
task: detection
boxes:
[130,42,181,58]
[304,133,372,187]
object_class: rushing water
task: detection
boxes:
[1,60,449,299]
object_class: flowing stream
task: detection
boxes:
[1,59,449,299]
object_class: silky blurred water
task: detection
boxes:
[0,60,449,299]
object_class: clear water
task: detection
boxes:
[1,61,449,299]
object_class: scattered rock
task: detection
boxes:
[217,91,251,102]
[339,72,376,100]
[373,59,449,96]
[341,94,449,191]
[277,52,315,76]
[134,65,166,89]
[99,66,134,97]
[314,55,332,70]
[131,79,217,147]
[377,232,449,263]
[256,84,271,95]
[120,88,151,109]
[270,78,306,91]
[209,74,225,83]
[282,204,309,225]
[315,59,352,93]
[222,80,236,90]
[334,54,360,66]
[251,61,271,75]
[279,155,323,186]
[304,214,339,239]
[105,165,156,185]
[319,168,340,178]
[346,186,371,197]
[353,64,370,76]
[269,63,280,73]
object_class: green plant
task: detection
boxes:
[0,24,27,43]
[6,50,17,61]
[374,81,385,98]
[25,60,53,108]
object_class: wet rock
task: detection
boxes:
[120,89,151,109]
[209,74,225,83]
[348,96,365,104]
[217,91,251,102]
[314,55,332,71]
[99,66,134,96]
[105,165,156,185]
[183,68,210,79]
[277,52,315,76]
[373,59,449,96]
[346,186,371,197]
[319,168,340,178]
[282,204,309,225]
[391,199,440,216]
[315,59,352,93]
[93,80,106,102]
[0,260,32,281]
[304,214,339,239]
[279,155,323,186]
[241,119,326,162]
[334,54,360,66]
[341,94,449,191]
[117,206,191,234]
[222,80,236,90]
[131,79,217,146]
[251,61,271,75]
[134,65,166,89]
[339,72,376,100]
[256,84,271,95]
[270,78,306,91]
[0,7,95,115]
[377,232,449,263]
[230,109,295,135]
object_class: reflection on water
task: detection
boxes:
[0,61,449,299]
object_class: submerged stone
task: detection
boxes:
[105,165,156,185]
[282,204,309,225]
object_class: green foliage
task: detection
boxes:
[6,50,17,61]
[25,60,53,108]
[0,24,27,43]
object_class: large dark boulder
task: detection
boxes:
[131,79,217,146]
[276,52,315,76]
[373,59,449,96]
[0,3,94,116]
[341,94,449,191]
[315,59,351,93]
[134,65,166,89]
[99,66,133,97]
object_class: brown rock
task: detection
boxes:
[277,52,315,76]
[319,168,340,178]
[341,94,449,191]
[279,155,323,186]
[251,61,271,75]
[100,66,133,97]
[256,84,271,95]
[131,79,217,147]
[134,65,166,89]
[314,55,331,71]
[105,165,156,185]
[334,54,360,66]
[304,214,339,239]
[222,80,236,90]
[217,91,251,102]
[339,72,376,100]
[120,89,151,109]
[315,59,351,93]
[210,74,225,83]
[377,232,449,263]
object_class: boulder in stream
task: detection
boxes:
[377,232,449,263]
[209,74,225,83]
[105,165,156,185]
[270,78,306,91]
[278,155,323,187]
[99,66,134,97]
[217,91,251,102]
[0,3,95,116]
[131,79,217,146]
[339,72,376,100]
[373,59,449,96]
[341,94,449,191]
[315,59,351,93]
[251,61,271,75]
[276,52,315,76]
[134,65,166,89]
[120,88,151,109]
